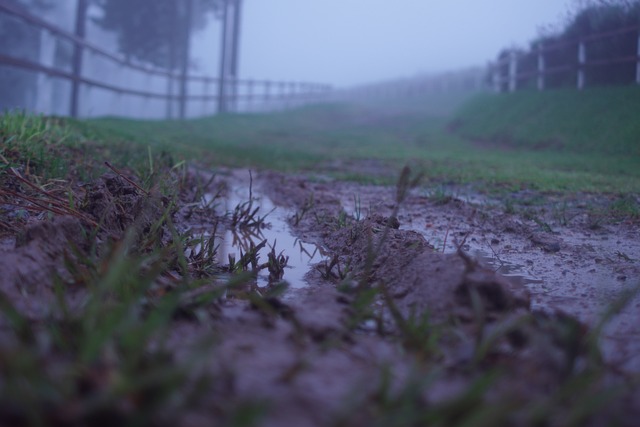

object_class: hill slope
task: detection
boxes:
[453,87,640,156]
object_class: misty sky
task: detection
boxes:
[193,0,576,88]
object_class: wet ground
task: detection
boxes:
[206,169,635,372]
[1,165,639,426]
[333,179,640,372]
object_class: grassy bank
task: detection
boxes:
[3,87,640,194]
[77,97,640,193]
[453,86,640,156]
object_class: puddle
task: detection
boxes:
[473,251,543,285]
[335,185,640,370]
[201,178,328,288]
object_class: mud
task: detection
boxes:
[0,165,639,426]
[322,178,640,370]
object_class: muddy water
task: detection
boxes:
[203,176,328,288]
[338,184,640,372]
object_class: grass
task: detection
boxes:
[5,88,640,195]
[57,88,640,194]
[0,217,218,425]
[0,111,285,425]
[0,112,77,179]
[453,86,640,156]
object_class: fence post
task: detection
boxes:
[508,50,517,92]
[636,28,640,84]
[246,79,254,112]
[231,77,237,112]
[166,71,174,119]
[217,0,230,114]
[280,82,287,110]
[166,3,177,120]
[70,0,87,118]
[202,79,209,116]
[577,40,586,90]
[36,29,55,114]
[229,0,243,112]
[179,0,193,119]
[537,43,545,91]
[490,62,500,92]
[291,82,297,105]
[263,81,271,111]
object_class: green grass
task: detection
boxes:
[64,93,640,193]
[4,87,640,194]
[0,111,170,184]
[453,86,640,156]
[0,112,78,179]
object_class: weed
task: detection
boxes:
[379,282,440,360]
[266,243,289,284]
[429,185,453,205]
[335,367,508,427]
[352,194,362,221]
[533,217,554,233]
[231,199,270,229]
[586,208,605,229]
[336,166,423,331]
[229,238,267,275]
[504,197,516,214]
[336,211,349,229]
[357,165,422,291]
[609,194,640,219]
[185,225,221,278]
[551,200,580,226]
[0,112,75,179]
[292,193,314,226]
[318,254,350,281]
[0,231,216,426]
[341,283,381,332]
[1,167,97,227]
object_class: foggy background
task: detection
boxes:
[231,0,572,87]
[0,0,583,118]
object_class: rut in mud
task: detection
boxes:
[0,164,638,426]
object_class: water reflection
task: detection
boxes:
[200,180,327,288]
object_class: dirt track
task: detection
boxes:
[1,165,639,426]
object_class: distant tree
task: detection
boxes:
[0,0,54,110]
[92,0,221,71]
[569,0,637,11]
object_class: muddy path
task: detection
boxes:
[0,165,639,426]
[262,169,640,356]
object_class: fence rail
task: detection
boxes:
[339,67,486,101]
[490,22,640,92]
[0,0,331,118]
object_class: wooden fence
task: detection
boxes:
[339,67,486,101]
[490,24,640,92]
[0,0,331,118]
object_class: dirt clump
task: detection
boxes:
[83,172,167,240]
[0,170,168,318]
[0,216,86,318]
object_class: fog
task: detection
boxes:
[1,0,578,118]
[197,0,573,87]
